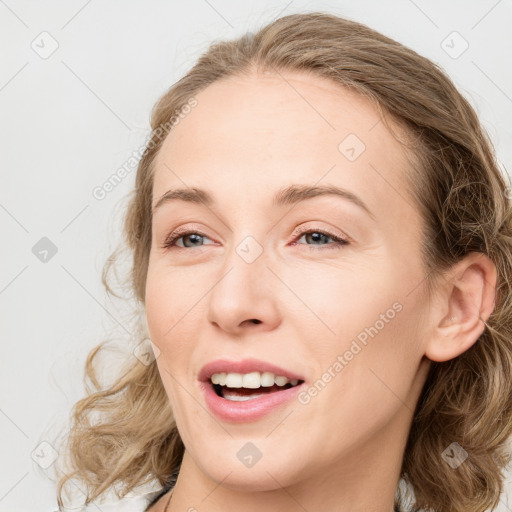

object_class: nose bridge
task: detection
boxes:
[219,208,272,276]
[234,233,266,266]
[216,231,269,299]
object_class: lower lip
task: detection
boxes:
[199,381,306,423]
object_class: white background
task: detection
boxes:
[1,0,512,510]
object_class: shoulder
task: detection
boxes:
[48,490,163,512]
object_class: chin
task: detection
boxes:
[205,467,298,493]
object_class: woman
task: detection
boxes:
[53,11,512,512]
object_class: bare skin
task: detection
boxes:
[144,69,497,512]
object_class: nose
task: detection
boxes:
[206,243,282,335]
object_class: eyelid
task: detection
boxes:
[290,223,351,244]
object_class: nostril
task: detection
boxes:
[250,319,261,324]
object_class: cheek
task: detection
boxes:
[293,260,423,400]
[145,260,199,326]
[144,270,170,342]
[280,259,402,347]
[144,262,217,388]
[303,301,422,458]
[144,265,193,357]
[144,269,194,407]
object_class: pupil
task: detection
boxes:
[185,234,201,247]
[307,232,326,244]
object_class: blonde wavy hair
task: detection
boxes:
[53,11,512,512]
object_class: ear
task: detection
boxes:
[425,252,497,363]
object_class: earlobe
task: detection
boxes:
[425,252,497,363]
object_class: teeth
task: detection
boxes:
[260,371,275,387]
[210,371,299,388]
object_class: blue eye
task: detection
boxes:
[161,228,349,251]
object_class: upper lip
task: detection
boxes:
[198,358,305,383]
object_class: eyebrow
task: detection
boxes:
[152,184,376,221]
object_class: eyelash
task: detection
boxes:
[161,226,349,251]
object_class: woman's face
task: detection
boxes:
[145,70,432,492]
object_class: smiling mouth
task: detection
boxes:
[212,381,304,401]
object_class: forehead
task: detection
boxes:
[152,70,417,225]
